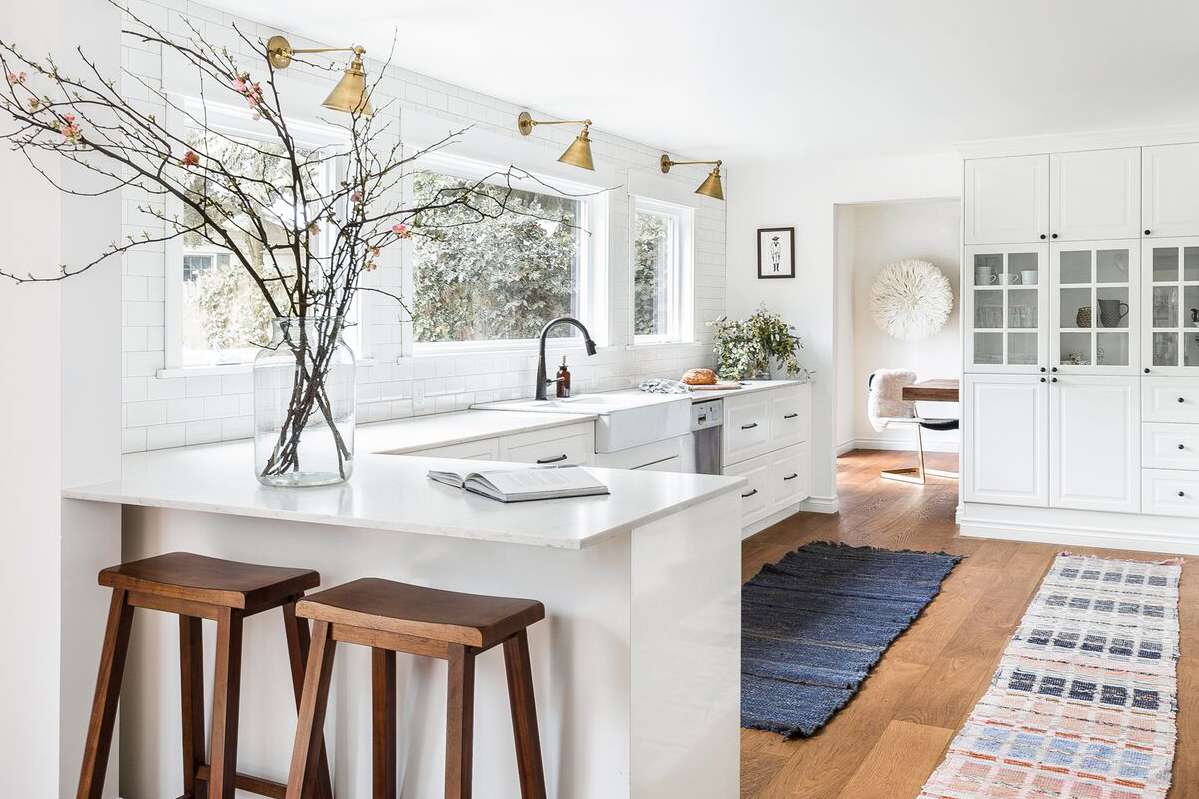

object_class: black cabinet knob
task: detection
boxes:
[1051,233,1058,239]
[1179,444,1186,450]
[1145,229,1152,236]
[1040,366,1047,373]
[1179,490,1186,497]
[1179,397,1186,404]
[1145,368,1151,373]
[1051,366,1058,372]
[1040,377,1046,383]
[1051,377,1058,383]
[1040,234,1047,240]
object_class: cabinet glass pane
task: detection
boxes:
[1187,334,1199,367]
[1008,333,1037,365]
[974,332,1003,365]
[1186,248,1199,282]
[1059,251,1092,284]
[1007,289,1038,328]
[1186,286,1199,328]
[1153,286,1179,328]
[1096,333,1128,366]
[1095,287,1129,329]
[1009,252,1039,285]
[1060,287,1092,328]
[973,254,1002,286]
[1153,332,1179,366]
[1153,247,1179,282]
[974,290,1003,328]
[1060,332,1092,366]
[1096,249,1130,283]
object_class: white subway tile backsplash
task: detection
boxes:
[167,397,204,423]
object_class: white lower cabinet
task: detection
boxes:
[1142,468,1199,516]
[767,443,811,515]
[1049,376,1140,512]
[725,455,770,525]
[963,375,1049,507]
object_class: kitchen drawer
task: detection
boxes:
[770,386,811,447]
[1142,378,1199,423]
[501,423,595,466]
[409,437,500,461]
[723,397,771,465]
[1142,423,1199,470]
[767,442,811,513]
[1142,468,1199,517]
[723,454,770,525]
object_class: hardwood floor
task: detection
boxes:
[740,448,1198,799]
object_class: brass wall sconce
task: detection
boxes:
[517,111,595,171]
[660,154,724,201]
[265,35,373,117]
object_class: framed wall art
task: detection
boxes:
[757,226,795,279]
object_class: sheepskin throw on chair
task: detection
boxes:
[870,259,953,340]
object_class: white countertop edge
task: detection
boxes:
[360,409,599,455]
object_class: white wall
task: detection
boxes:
[0,1,124,795]
[118,0,727,453]
[841,199,961,453]
[725,153,961,508]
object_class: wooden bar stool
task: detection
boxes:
[76,552,334,799]
[285,578,548,799]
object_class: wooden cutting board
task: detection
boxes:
[689,382,742,391]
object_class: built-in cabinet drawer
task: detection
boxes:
[767,443,811,514]
[1142,468,1199,517]
[722,397,771,465]
[1142,422,1199,470]
[500,422,595,466]
[1142,378,1199,423]
[769,388,811,448]
[724,455,770,525]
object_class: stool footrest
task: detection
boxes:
[194,766,287,798]
[332,622,455,659]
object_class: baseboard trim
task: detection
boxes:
[959,502,1199,556]
[849,435,960,454]
[799,495,839,514]
[835,439,856,456]
[742,503,803,539]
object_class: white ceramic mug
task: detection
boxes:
[974,267,996,286]
[1020,270,1038,285]
[998,273,1020,285]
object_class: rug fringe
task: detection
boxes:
[1059,550,1185,566]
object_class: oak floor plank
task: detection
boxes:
[740,449,1196,799]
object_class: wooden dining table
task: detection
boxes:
[902,378,960,402]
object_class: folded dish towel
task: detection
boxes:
[638,378,692,394]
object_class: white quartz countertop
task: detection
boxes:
[63,442,746,550]
[357,409,598,455]
[686,378,808,400]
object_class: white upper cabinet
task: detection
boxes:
[1050,148,1141,241]
[1143,143,1199,239]
[1048,375,1140,513]
[964,155,1050,245]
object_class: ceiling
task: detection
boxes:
[202,0,1199,163]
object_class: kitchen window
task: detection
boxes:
[633,196,693,344]
[409,152,600,352]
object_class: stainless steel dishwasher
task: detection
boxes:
[691,398,724,474]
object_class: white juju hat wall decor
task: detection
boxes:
[870,259,953,341]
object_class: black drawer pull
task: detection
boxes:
[741,488,758,498]
[783,413,799,420]
[536,453,568,464]
[1179,490,1186,498]
[740,422,759,430]
[783,473,798,481]
[1179,397,1186,404]
[1180,444,1186,450]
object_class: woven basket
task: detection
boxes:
[1075,306,1092,328]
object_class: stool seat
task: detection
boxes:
[100,552,320,612]
[297,577,544,648]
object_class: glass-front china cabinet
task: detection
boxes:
[1144,238,1199,374]
[1050,241,1139,374]
[964,245,1048,372]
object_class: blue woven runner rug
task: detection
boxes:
[742,541,962,738]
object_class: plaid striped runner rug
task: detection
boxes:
[919,553,1182,799]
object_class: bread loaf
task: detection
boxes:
[681,368,718,386]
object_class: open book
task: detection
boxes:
[427,465,610,503]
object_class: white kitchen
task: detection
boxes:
[8,2,1199,799]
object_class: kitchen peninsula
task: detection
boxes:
[64,424,745,798]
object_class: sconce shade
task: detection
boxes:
[695,167,724,200]
[558,129,594,171]
[322,55,373,117]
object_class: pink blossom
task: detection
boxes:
[26,97,40,111]
[181,150,199,167]
[61,122,82,144]
[391,223,411,239]
[62,113,75,124]
[350,191,363,205]
[6,71,27,86]
[370,246,381,257]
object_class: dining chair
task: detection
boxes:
[866,369,959,484]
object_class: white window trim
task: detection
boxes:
[161,97,354,373]
[403,148,609,357]
[630,195,695,347]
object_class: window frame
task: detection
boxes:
[630,195,695,346]
[404,148,607,357]
[162,98,353,371]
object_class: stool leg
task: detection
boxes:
[445,644,476,799]
[208,607,244,799]
[76,588,135,799]
[372,648,397,799]
[286,620,338,799]
[503,630,546,799]
[179,615,206,799]
[283,601,334,799]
